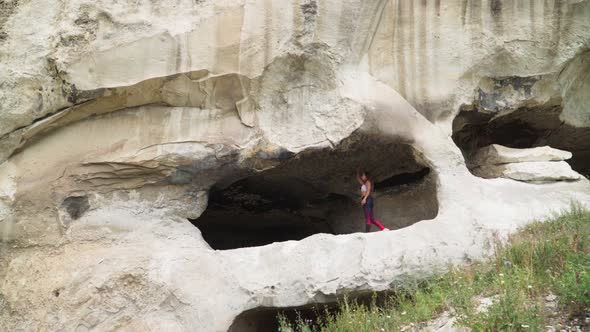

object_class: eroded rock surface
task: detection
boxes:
[1,1,589,331]
[473,160,583,182]
[470,144,573,167]
[469,144,582,182]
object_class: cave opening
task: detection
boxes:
[228,292,392,332]
[452,106,590,177]
[189,134,439,250]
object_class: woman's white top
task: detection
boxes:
[361,184,367,193]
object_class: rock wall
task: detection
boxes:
[0,1,589,331]
[369,0,590,126]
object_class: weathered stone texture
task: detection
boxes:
[0,1,589,331]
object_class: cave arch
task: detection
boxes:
[190,134,439,250]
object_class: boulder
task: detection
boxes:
[468,144,583,182]
[472,161,583,182]
[469,144,573,167]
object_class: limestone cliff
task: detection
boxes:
[0,1,589,331]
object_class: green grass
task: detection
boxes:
[278,203,590,332]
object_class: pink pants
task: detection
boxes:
[363,196,385,231]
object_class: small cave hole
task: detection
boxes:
[60,196,90,220]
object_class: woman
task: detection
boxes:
[357,168,388,232]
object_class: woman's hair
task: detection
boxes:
[362,171,370,178]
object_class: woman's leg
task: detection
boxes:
[370,217,386,231]
[363,204,372,232]
[368,197,387,231]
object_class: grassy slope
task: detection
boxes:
[278,204,590,332]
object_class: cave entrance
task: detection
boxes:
[190,134,439,250]
[452,106,590,177]
[228,301,337,332]
[228,292,391,332]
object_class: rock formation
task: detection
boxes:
[0,0,589,331]
[469,144,582,182]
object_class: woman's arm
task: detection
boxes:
[356,168,364,185]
